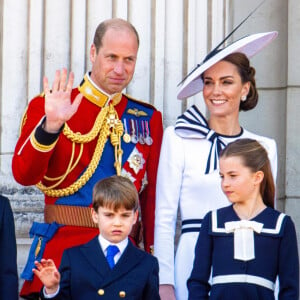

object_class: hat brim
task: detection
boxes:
[177,31,278,100]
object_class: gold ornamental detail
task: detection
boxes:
[36,104,123,197]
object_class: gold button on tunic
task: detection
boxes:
[98,289,105,296]
[119,290,126,298]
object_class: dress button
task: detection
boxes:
[119,290,126,298]
[98,289,105,296]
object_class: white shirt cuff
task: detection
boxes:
[43,286,60,298]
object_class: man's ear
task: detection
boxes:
[91,207,98,224]
[90,44,96,64]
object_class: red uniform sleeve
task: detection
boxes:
[12,96,58,185]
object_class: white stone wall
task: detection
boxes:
[0,0,298,294]
[286,0,300,250]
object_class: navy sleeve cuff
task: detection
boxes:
[34,118,64,145]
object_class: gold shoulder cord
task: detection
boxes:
[36,104,124,197]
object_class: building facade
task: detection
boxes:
[0,0,298,291]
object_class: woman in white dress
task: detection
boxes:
[154,32,278,300]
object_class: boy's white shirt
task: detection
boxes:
[99,234,128,264]
[43,235,129,298]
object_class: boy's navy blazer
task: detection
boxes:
[0,195,18,300]
[41,236,160,299]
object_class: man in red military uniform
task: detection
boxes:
[12,18,163,299]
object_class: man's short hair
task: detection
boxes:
[93,18,140,52]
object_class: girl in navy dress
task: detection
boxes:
[188,138,299,300]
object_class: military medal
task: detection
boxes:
[123,133,131,143]
[138,120,145,144]
[139,133,145,144]
[128,149,145,174]
[122,119,131,143]
[130,119,138,143]
[131,134,138,144]
[106,112,118,128]
[144,120,153,145]
[145,135,153,146]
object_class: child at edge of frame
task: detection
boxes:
[32,175,160,300]
[188,138,299,300]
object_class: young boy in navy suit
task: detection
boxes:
[33,175,160,299]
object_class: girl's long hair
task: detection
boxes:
[219,138,275,208]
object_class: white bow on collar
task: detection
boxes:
[225,220,263,261]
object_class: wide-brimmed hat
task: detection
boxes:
[177,31,278,100]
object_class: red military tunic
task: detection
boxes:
[12,74,163,296]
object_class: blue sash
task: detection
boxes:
[21,222,60,280]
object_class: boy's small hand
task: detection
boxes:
[33,259,60,294]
